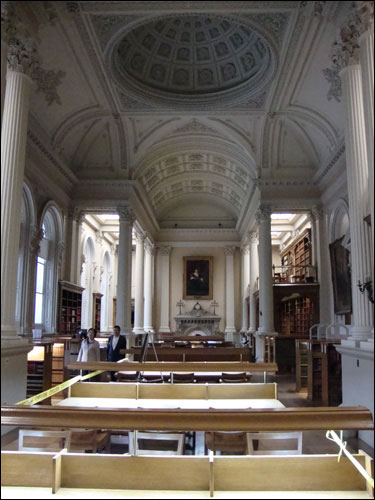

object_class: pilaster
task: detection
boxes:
[158,245,171,334]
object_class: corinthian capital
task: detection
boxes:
[158,245,171,256]
[7,34,40,76]
[255,206,272,224]
[311,205,324,221]
[117,205,134,223]
[356,1,374,32]
[248,231,259,244]
[224,246,236,256]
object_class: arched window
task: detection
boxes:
[34,205,63,332]
[81,237,95,329]
[100,251,111,332]
[15,183,37,335]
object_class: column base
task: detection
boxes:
[224,327,237,334]
[348,325,372,341]
[256,329,278,337]
[247,327,256,334]
[133,327,145,334]
[240,327,249,333]
[143,327,155,333]
[158,327,171,334]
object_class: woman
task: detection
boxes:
[77,328,101,377]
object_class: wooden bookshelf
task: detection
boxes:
[295,340,308,392]
[58,281,84,335]
[26,342,53,403]
[280,228,312,281]
[92,292,103,332]
[307,340,342,406]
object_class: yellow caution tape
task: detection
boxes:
[16,361,126,406]
[80,370,105,381]
[16,375,82,406]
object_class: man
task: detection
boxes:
[107,325,127,381]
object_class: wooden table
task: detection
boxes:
[56,397,285,410]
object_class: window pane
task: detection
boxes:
[34,293,43,324]
[36,261,45,293]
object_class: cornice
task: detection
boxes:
[27,128,78,186]
[313,141,346,186]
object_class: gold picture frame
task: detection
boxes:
[183,256,213,300]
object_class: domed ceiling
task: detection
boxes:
[112,15,274,102]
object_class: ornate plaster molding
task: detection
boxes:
[240,244,250,255]
[29,224,44,255]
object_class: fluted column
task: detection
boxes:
[71,209,84,285]
[143,240,155,333]
[308,206,331,323]
[1,52,36,337]
[240,244,250,333]
[1,2,16,122]
[248,231,259,334]
[159,246,171,333]
[133,228,145,334]
[224,246,236,339]
[255,207,277,361]
[358,2,374,270]
[116,205,134,342]
[340,63,373,341]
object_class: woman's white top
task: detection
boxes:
[77,339,101,362]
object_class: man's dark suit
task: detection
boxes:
[107,334,127,362]
[107,334,127,381]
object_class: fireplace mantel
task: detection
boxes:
[174,302,221,336]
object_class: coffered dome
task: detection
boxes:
[111,15,275,104]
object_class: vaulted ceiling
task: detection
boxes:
[22,1,349,235]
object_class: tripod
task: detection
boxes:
[137,333,164,383]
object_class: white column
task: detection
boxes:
[224,246,236,339]
[240,244,250,333]
[340,62,373,342]
[143,240,155,333]
[133,228,145,334]
[358,5,374,272]
[116,205,134,341]
[309,206,331,324]
[1,67,34,337]
[1,2,16,122]
[255,207,277,362]
[72,209,84,285]
[248,231,259,334]
[159,246,171,333]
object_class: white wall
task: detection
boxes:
[154,246,241,333]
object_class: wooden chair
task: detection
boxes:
[18,429,71,452]
[117,371,138,382]
[205,431,247,455]
[69,429,111,453]
[220,372,251,383]
[128,431,185,455]
[246,431,303,455]
[170,372,196,383]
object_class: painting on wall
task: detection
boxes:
[183,256,213,300]
[329,236,352,315]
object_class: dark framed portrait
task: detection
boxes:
[329,236,352,315]
[183,256,213,300]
